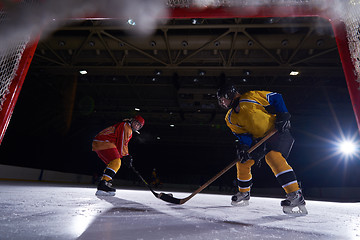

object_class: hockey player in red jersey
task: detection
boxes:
[92,115,145,196]
[217,85,307,214]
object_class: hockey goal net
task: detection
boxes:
[0,2,35,144]
[0,38,29,112]
[0,0,360,144]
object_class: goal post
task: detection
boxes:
[0,40,38,145]
[0,0,40,145]
[331,19,360,128]
[0,0,360,145]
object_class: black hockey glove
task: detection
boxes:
[121,155,133,168]
[275,112,291,132]
[236,144,250,163]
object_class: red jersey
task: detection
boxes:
[93,121,133,158]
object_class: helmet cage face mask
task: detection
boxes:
[217,85,237,109]
[131,120,143,131]
[218,97,230,109]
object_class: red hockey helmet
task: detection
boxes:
[133,115,145,127]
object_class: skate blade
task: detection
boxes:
[95,190,115,196]
[231,200,249,207]
[283,205,308,215]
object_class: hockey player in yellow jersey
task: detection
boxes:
[217,85,307,214]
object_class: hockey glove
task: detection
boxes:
[236,144,250,163]
[275,112,291,132]
[121,155,133,168]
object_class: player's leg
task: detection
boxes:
[95,148,121,196]
[231,159,255,206]
[265,151,307,214]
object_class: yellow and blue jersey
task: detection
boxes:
[225,90,288,147]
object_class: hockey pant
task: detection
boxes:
[95,148,122,181]
[250,129,295,163]
[236,150,299,194]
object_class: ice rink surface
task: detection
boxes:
[0,181,359,240]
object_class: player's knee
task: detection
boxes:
[108,158,121,172]
[265,151,292,175]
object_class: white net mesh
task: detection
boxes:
[0,7,30,111]
[343,0,360,87]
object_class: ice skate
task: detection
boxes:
[281,189,308,215]
[95,180,116,196]
[231,191,250,206]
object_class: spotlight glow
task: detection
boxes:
[309,129,360,167]
[332,136,360,161]
[339,140,357,155]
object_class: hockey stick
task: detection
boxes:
[130,164,178,201]
[158,128,278,205]
[130,165,162,199]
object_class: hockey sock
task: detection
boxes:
[236,159,255,192]
[265,151,299,194]
[101,158,121,181]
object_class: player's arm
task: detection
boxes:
[266,92,288,113]
[266,92,291,132]
[119,123,133,167]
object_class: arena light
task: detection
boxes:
[290,71,299,76]
[79,70,87,75]
[330,135,360,161]
[338,140,357,155]
[127,18,136,26]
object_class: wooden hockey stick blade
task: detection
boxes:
[156,128,278,205]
